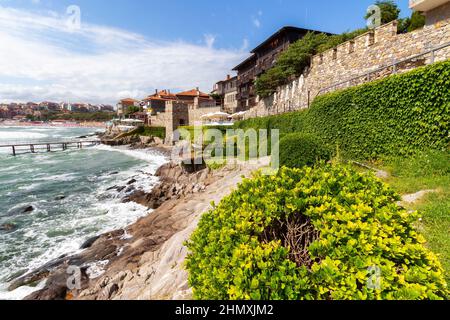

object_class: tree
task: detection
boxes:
[365,0,400,25]
[125,106,141,115]
[398,11,426,33]
[407,11,426,32]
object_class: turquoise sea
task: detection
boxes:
[0,126,167,299]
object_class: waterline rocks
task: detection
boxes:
[7,205,35,216]
[13,158,270,300]
[122,162,213,209]
[127,179,137,185]
[0,223,17,232]
[80,235,101,250]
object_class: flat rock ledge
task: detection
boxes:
[401,189,437,204]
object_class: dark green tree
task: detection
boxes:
[125,106,141,115]
[408,11,426,31]
[365,0,400,25]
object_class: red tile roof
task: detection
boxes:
[176,89,210,98]
[144,90,178,101]
[120,98,139,103]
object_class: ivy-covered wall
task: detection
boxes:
[235,60,450,159]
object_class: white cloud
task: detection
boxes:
[252,17,261,28]
[241,38,249,51]
[0,6,247,104]
[252,10,263,28]
[203,34,216,49]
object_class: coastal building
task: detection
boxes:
[212,75,238,114]
[117,98,140,117]
[141,88,220,140]
[232,26,331,110]
[143,90,179,117]
[39,101,61,112]
[99,105,115,112]
[410,0,450,25]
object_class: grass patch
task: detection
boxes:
[205,159,227,171]
[374,150,450,283]
[119,125,166,139]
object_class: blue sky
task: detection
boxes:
[0,0,413,104]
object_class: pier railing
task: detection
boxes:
[0,139,101,156]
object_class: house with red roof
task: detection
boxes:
[117,98,140,117]
[139,88,220,139]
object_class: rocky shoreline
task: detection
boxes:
[8,160,211,299]
[7,133,270,300]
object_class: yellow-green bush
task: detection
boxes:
[186,165,448,300]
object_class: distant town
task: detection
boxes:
[0,101,115,123]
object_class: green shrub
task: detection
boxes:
[141,126,166,139]
[279,133,332,168]
[123,126,166,139]
[186,165,448,300]
[237,61,450,160]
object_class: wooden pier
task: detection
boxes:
[0,140,101,156]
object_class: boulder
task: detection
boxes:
[127,179,137,185]
[8,205,35,216]
[153,137,164,145]
[98,283,119,300]
[139,136,154,145]
[80,235,101,250]
[116,186,126,193]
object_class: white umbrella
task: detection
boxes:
[201,113,214,119]
[230,111,247,119]
[209,112,230,119]
[122,119,144,123]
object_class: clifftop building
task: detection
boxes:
[232,26,332,110]
[212,75,238,114]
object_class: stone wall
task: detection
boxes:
[150,101,188,141]
[188,106,222,125]
[223,90,238,114]
[150,100,221,142]
[247,18,450,118]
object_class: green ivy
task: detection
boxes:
[279,132,332,168]
[236,61,450,160]
[185,165,449,300]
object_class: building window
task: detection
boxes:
[333,48,338,60]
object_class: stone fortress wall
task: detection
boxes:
[150,99,221,140]
[247,10,450,118]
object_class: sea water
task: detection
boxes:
[0,126,167,299]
